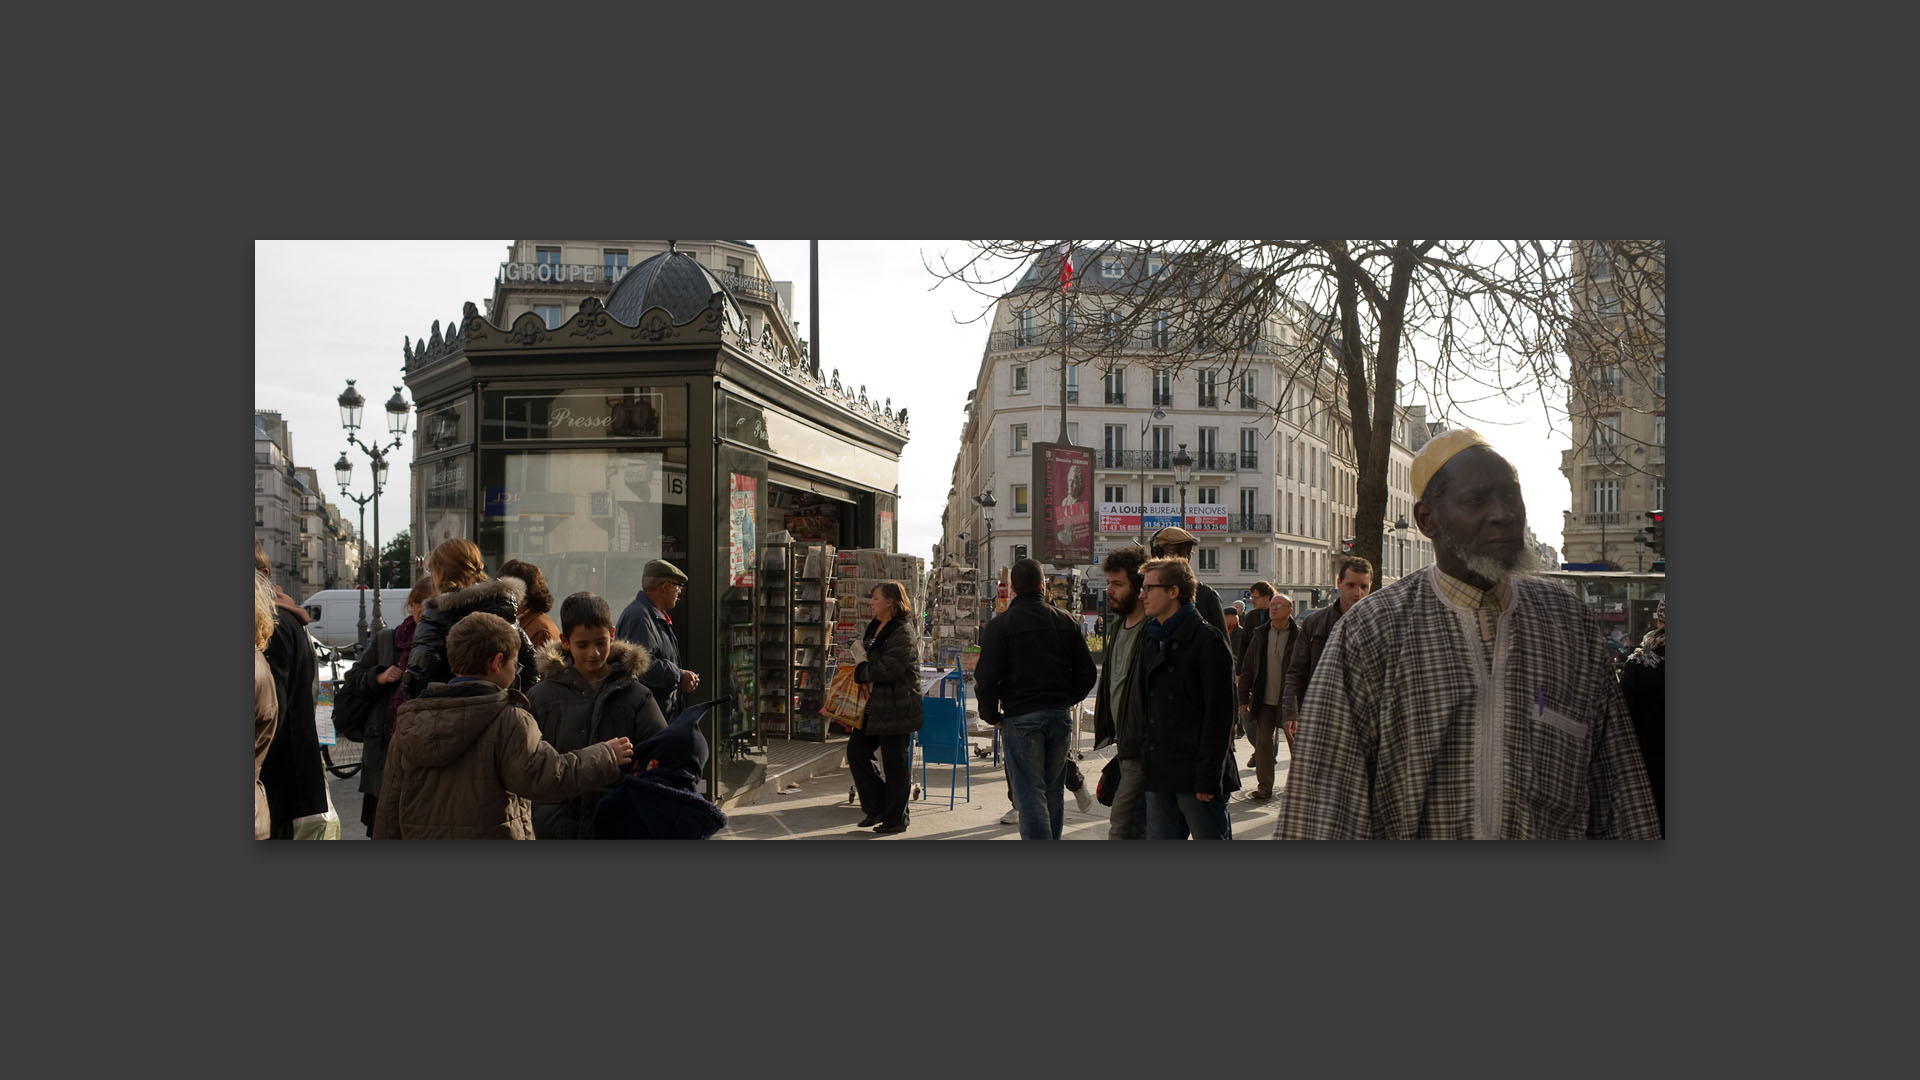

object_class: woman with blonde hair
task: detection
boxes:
[254,572,281,839]
[403,538,539,700]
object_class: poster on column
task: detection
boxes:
[1034,442,1094,565]
[728,474,757,586]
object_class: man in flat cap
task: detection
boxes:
[1150,525,1228,635]
[1273,431,1660,839]
[617,559,700,717]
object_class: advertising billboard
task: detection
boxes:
[1033,442,1095,565]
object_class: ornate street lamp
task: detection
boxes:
[339,379,410,637]
[1172,442,1193,526]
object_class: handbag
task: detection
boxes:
[289,786,341,840]
[821,664,869,730]
[1095,756,1122,807]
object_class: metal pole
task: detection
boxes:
[371,452,384,634]
[809,240,820,378]
[1060,280,1070,443]
[356,501,368,648]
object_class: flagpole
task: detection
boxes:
[1059,244,1070,444]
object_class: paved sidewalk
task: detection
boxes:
[715,704,1292,840]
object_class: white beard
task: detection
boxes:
[1435,524,1541,586]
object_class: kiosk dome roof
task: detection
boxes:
[604,242,745,327]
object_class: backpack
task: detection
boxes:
[331,630,395,743]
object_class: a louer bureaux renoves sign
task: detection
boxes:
[1096,503,1231,532]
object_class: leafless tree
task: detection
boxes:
[927,240,1665,580]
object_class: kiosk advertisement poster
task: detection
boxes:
[728,473,757,587]
[1035,442,1094,565]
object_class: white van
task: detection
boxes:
[302,588,414,648]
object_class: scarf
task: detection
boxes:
[1144,602,1197,644]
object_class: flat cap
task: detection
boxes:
[1151,525,1199,548]
[643,558,689,585]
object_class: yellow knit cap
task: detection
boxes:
[1411,429,1493,501]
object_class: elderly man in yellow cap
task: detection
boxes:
[1272,431,1660,839]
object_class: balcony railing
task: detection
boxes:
[1093,450,1243,473]
[1197,394,1218,408]
[1104,390,1126,405]
[1238,450,1258,468]
[986,327,1288,355]
[1226,513,1273,533]
[1583,512,1622,525]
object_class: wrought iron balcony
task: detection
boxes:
[1226,513,1273,533]
[1151,392,1174,406]
[1197,394,1218,408]
[1104,391,1126,405]
[1191,450,1240,472]
[1239,450,1258,468]
[1094,449,1242,473]
[986,326,1287,355]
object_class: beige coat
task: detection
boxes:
[373,681,621,839]
[254,650,278,840]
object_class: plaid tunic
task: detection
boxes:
[1273,566,1661,840]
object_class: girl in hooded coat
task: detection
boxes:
[405,538,539,701]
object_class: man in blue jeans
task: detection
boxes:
[1135,556,1238,839]
[973,558,1098,839]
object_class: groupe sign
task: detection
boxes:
[499,261,627,285]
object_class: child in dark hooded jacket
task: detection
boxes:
[590,699,730,840]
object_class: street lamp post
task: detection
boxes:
[1136,406,1166,544]
[1172,442,1193,527]
[1384,514,1409,582]
[335,452,376,649]
[972,490,996,630]
[337,379,410,636]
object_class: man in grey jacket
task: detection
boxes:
[1091,545,1152,838]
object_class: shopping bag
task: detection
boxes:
[821,664,869,730]
[289,786,341,840]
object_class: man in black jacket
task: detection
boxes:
[1136,555,1238,839]
[974,558,1098,840]
[1282,557,1372,736]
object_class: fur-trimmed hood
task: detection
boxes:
[533,637,652,682]
[422,575,525,623]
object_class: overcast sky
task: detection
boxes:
[254,240,1573,568]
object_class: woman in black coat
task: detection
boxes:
[847,581,924,835]
[1617,598,1665,831]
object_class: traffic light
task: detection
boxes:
[1340,536,1355,553]
[1311,589,1324,607]
[1645,509,1665,556]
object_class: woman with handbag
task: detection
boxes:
[847,581,924,835]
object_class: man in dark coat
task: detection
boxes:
[1236,583,1297,800]
[1282,557,1373,734]
[974,558,1098,840]
[615,559,699,718]
[256,556,328,838]
[1135,555,1238,839]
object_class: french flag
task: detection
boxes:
[1058,243,1073,293]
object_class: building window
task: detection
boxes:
[1102,259,1123,279]
[1655,357,1666,396]
[1653,476,1665,510]
[1013,365,1029,392]
[1196,370,1218,407]
[1285,496,1293,534]
[1104,309,1123,341]
[1240,370,1259,409]
[1654,413,1665,447]
[1197,486,1219,505]
[1104,369,1125,405]
[1152,370,1172,406]
[1240,487,1257,519]
[1104,424,1126,467]
[1284,439,1292,480]
[603,249,628,278]
[1065,366,1078,404]
[1240,548,1258,572]
[726,257,745,276]
[1065,422,1079,445]
[1012,485,1029,514]
[1197,548,1218,572]
[1198,427,1219,467]
[1240,429,1258,468]
[1152,426,1172,468]
[1596,293,1620,318]
[1104,485,1127,504]
[1011,423,1029,454]
[255,505,265,528]
[1596,363,1623,397]
[1016,309,1034,346]
[1152,313,1170,348]
[1589,479,1621,514]
[1153,485,1172,503]
[255,473,265,494]
[534,304,562,329]
[1597,413,1622,447]
[1148,257,1164,277]
[1063,308,1076,336]
[535,246,561,267]
[1590,242,1611,279]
